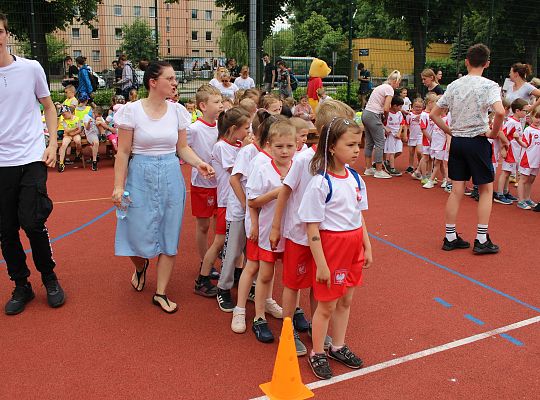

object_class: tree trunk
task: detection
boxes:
[524,39,538,77]
[410,17,426,97]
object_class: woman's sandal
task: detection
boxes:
[152,294,178,314]
[131,258,149,292]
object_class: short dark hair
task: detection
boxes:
[75,56,86,66]
[0,13,8,31]
[466,44,490,68]
[143,60,172,90]
[263,53,269,58]
[511,98,528,113]
[358,63,365,70]
[118,54,127,62]
[391,95,404,107]
[64,56,72,62]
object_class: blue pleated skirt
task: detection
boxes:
[115,152,186,258]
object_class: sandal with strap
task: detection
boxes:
[131,258,149,292]
[152,294,178,314]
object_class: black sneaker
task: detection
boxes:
[328,344,363,369]
[308,353,333,380]
[57,163,65,173]
[388,167,402,176]
[504,192,518,202]
[442,235,470,251]
[91,161,98,171]
[193,276,218,297]
[533,203,540,212]
[209,266,220,280]
[383,160,391,173]
[473,234,499,254]
[216,288,235,312]
[233,267,242,286]
[247,283,256,302]
[471,188,479,201]
[252,317,274,343]
[5,283,35,315]
[405,166,414,174]
[44,279,65,308]
[64,158,74,165]
[74,153,82,163]
[293,307,310,332]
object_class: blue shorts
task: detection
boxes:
[448,136,494,185]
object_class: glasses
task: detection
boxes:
[156,76,178,83]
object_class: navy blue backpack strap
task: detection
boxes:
[318,171,333,203]
[346,166,362,190]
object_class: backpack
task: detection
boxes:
[86,69,99,92]
[320,166,362,203]
[126,63,139,90]
[289,71,298,91]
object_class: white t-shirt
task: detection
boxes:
[437,75,501,138]
[243,149,272,236]
[212,139,242,207]
[503,117,524,164]
[299,169,368,232]
[187,119,218,188]
[83,114,99,137]
[504,81,535,105]
[406,111,424,141]
[385,111,405,137]
[226,143,260,222]
[283,146,316,246]
[430,116,448,151]
[247,160,288,252]
[114,101,190,156]
[209,78,220,87]
[420,112,432,146]
[234,76,255,90]
[402,97,412,112]
[216,82,239,99]
[0,56,50,166]
[365,83,394,114]
[521,126,540,169]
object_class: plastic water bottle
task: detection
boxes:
[116,191,131,219]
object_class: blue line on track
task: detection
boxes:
[368,233,540,314]
[499,333,524,346]
[464,314,485,325]
[0,207,115,265]
[434,297,452,308]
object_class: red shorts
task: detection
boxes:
[191,186,217,218]
[246,239,259,261]
[283,239,313,290]
[258,247,283,263]
[215,207,227,235]
[312,228,364,302]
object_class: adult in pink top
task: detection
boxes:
[361,70,402,178]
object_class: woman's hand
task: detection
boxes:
[316,264,331,289]
[197,163,215,179]
[112,186,127,209]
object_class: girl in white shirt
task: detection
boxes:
[298,117,373,380]
[113,61,214,314]
[216,71,239,100]
[234,66,256,90]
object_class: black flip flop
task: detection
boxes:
[131,258,149,292]
[152,294,178,314]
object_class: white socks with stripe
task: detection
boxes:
[445,224,457,241]
[476,224,488,244]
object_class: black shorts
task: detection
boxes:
[448,136,494,185]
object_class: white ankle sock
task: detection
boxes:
[445,224,457,241]
[476,224,488,243]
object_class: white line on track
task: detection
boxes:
[249,315,540,399]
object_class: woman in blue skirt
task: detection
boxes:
[112,61,214,313]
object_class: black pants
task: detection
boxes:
[0,162,56,283]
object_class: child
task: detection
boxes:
[423,107,449,188]
[57,105,82,173]
[299,117,372,380]
[83,105,106,171]
[383,95,406,176]
[62,85,79,110]
[261,94,282,115]
[189,84,224,293]
[269,99,355,356]
[495,98,528,204]
[231,113,287,334]
[317,87,332,106]
[247,120,297,343]
[75,94,92,123]
[294,95,315,122]
[202,107,251,309]
[222,97,234,111]
[413,94,436,181]
[289,117,310,156]
[406,98,425,175]
[515,108,540,209]
[400,87,411,115]
[185,99,202,123]
[128,88,138,103]
[431,44,505,254]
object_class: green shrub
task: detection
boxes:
[333,83,360,110]
[425,58,466,85]
[50,88,149,107]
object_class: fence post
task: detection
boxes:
[154,0,159,59]
[249,0,257,85]
[347,0,354,105]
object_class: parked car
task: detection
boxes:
[93,72,106,89]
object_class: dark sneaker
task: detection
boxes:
[91,161,98,171]
[252,318,274,343]
[293,330,307,356]
[405,166,414,174]
[388,168,402,176]
[44,279,65,308]
[193,276,218,297]
[533,203,540,212]
[64,158,74,165]
[493,193,512,205]
[293,307,310,332]
[504,192,518,202]
[247,283,256,302]
[74,153,82,163]
[328,344,364,369]
[383,160,391,173]
[308,323,332,351]
[5,283,35,315]
[216,288,235,312]
[473,235,499,254]
[57,163,65,173]
[233,267,242,286]
[209,266,220,280]
[442,235,470,251]
[471,188,479,201]
[308,353,333,380]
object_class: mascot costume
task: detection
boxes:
[307,58,331,110]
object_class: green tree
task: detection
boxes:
[263,29,294,59]
[120,19,156,62]
[21,34,67,65]
[219,17,248,66]
[289,12,332,57]
[1,0,99,81]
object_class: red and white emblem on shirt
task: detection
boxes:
[333,269,347,285]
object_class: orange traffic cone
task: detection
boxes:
[259,317,314,400]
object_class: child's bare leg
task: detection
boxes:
[497,171,509,194]
[59,136,72,164]
[254,261,275,320]
[195,217,211,260]
[311,300,338,354]
[73,134,82,155]
[430,160,441,181]
[91,141,99,161]
[388,153,395,169]
[282,286,299,320]
[527,176,536,200]
[200,234,225,275]
[236,260,259,309]
[331,287,356,346]
[517,175,528,201]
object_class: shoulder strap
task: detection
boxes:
[318,171,333,203]
[346,166,362,190]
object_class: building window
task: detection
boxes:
[115,28,122,40]
[114,5,122,16]
[91,29,99,39]
[134,6,141,17]
[205,10,212,20]
[192,50,200,54]
[71,28,80,39]
[149,7,156,18]
[205,31,212,41]
[167,39,171,55]
[73,50,82,58]
[166,3,170,11]
[191,9,197,19]
[151,29,156,40]
[192,31,198,41]
[206,50,213,54]
[166,17,170,33]
[116,49,122,58]
[92,50,100,62]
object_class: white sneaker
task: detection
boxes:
[412,171,422,180]
[440,179,447,188]
[423,179,435,189]
[364,167,376,176]
[265,298,283,319]
[373,169,392,179]
[231,308,246,333]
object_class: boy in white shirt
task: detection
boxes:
[383,96,406,176]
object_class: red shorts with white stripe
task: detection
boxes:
[312,228,365,302]
[190,186,217,218]
[215,207,227,235]
[282,239,313,290]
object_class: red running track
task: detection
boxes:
[0,156,538,400]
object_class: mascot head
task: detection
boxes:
[309,58,331,78]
